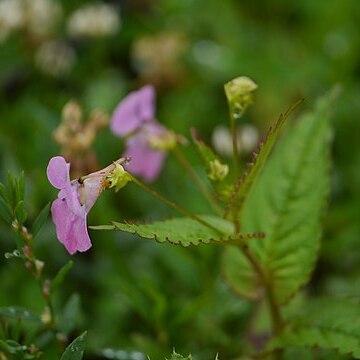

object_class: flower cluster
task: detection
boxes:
[48,85,174,254]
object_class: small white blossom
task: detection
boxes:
[67,3,120,38]
[238,124,259,153]
[35,40,76,77]
[25,0,62,36]
[0,0,62,41]
[0,0,24,41]
[212,124,259,157]
[212,125,233,158]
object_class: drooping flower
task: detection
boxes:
[110,85,176,181]
[47,156,130,254]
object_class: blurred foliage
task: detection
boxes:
[0,0,360,359]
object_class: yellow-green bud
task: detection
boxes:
[147,130,177,151]
[41,306,52,325]
[208,159,229,181]
[224,76,257,118]
[107,163,132,192]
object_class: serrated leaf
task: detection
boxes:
[32,203,50,238]
[0,196,13,224]
[111,215,234,246]
[0,306,41,322]
[267,299,360,358]
[225,99,303,220]
[14,200,27,224]
[223,94,332,303]
[167,352,192,360]
[60,332,87,360]
[51,260,74,289]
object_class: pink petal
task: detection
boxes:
[138,85,156,121]
[67,215,92,254]
[51,198,71,249]
[83,178,102,212]
[124,132,166,182]
[47,156,70,189]
[51,198,91,255]
[110,85,156,136]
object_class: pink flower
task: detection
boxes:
[47,156,103,254]
[110,85,155,136]
[110,85,175,181]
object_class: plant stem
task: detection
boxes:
[172,146,222,216]
[230,112,240,177]
[241,242,284,357]
[131,176,223,234]
[14,222,55,328]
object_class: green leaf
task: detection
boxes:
[7,171,16,209]
[6,172,25,212]
[267,298,360,358]
[225,99,303,220]
[32,203,50,238]
[0,196,13,224]
[14,200,27,224]
[15,171,25,205]
[109,215,234,246]
[223,94,332,303]
[58,294,81,335]
[60,332,87,360]
[0,183,9,202]
[0,306,41,322]
[51,260,74,289]
[166,351,192,360]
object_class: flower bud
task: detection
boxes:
[208,159,229,181]
[107,163,132,192]
[35,259,45,276]
[40,306,52,325]
[224,76,257,118]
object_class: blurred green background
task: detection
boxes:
[0,0,360,359]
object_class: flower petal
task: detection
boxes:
[138,85,156,122]
[110,85,155,136]
[51,198,92,255]
[83,177,102,212]
[47,156,70,189]
[51,198,71,249]
[68,215,92,254]
[124,132,166,181]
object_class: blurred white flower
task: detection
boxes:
[238,124,259,153]
[212,125,233,158]
[67,3,120,38]
[25,0,62,36]
[35,40,76,77]
[0,0,24,41]
[212,124,259,158]
[0,0,61,41]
